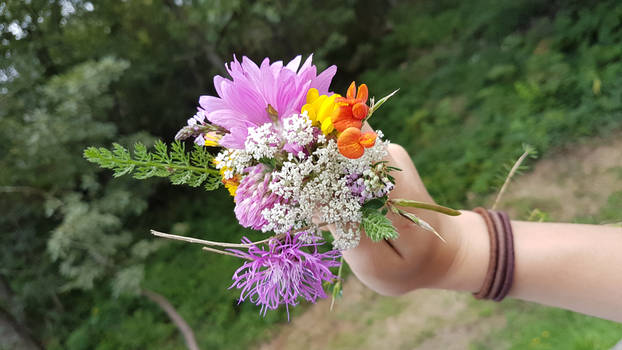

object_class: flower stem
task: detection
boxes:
[150,230,285,248]
[389,199,461,216]
[330,256,345,311]
[201,246,250,259]
[150,223,329,249]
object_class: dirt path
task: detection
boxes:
[255,131,622,350]
[257,279,504,350]
[498,132,622,221]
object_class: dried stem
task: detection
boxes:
[150,230,285,248]
[201,246,249,258]
[492,149,531,210]
[150,222,328,249]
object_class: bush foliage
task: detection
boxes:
[1,0,621,349]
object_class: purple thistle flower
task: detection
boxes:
[199,55,337,148]
[234,164,282,230]
[228,233,341,317]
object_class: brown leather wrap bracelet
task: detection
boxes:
[473,207,515,302]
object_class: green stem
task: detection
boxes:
[389,199,461,216]
[330,256,345,311]
[112,156,220,176]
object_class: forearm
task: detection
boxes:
[435,211,622,322]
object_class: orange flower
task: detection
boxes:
[337,127,377,159]
[213,159,240,197]
[223,176,241,197]
[332,81,369,132]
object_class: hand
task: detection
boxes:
[327,132,622,322]
[330,138,464,296]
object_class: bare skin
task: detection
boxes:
[334,141,622,322]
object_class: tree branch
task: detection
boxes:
[141,288,200,350]
[0,274,12,306]
[0,305,43,350]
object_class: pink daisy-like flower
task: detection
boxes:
[199,55,337,148]
[228,233,341,317]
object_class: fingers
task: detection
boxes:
[386,143,435,204]
[368,143,440,267]
[361,121,374,134]
[341,231,411,295]
[320,131,441,292]
[313,205,408,294]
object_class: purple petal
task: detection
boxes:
[311,65,337,95]
[285,55,302,72]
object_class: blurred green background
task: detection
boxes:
[2,0,622,349]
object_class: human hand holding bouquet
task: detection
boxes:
[84,55,460,316]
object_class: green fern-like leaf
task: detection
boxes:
[361,209,399,242]
[84,141,221,191]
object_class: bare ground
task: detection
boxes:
[498,132,622,221]
[257,279,504,350]
[255,131,622,350]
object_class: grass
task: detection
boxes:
[470,300,622,350]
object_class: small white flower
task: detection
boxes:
[333,225,361,251]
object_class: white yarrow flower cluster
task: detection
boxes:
[332,225,361,251]
[263,133,388,250]
[214,149,252,179]
[245,123,280,160]
[216,113,391,251]
[281,112,315,151]
[216,114,317,181]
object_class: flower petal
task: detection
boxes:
[359,131,377,148]
[337,127,364,159]
[306,88,320,104]
[346,81,356,99]
[320,117,334,134]
[352,102,369,120]
[311,65,337,95]
[356,83,369,102]
[285,55,302,72]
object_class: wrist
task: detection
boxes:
[426,210,490,293]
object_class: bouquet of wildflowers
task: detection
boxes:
[85,55,459,316]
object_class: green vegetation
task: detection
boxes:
[2,0,621,349]
[363,0,622,206]
[471,300,622,350]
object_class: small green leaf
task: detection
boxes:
[362,209,399,242]
[258,157,277,170]
[362,197,387,210]
[84,141,221,191]
[367,89,399,118]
